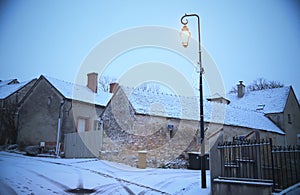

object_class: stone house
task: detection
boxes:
[99,83,286,168]
[0,79,36,144]
[227,81,300,145]
[17,73,112,157]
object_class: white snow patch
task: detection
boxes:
[227,87,290,114]
[44,76,112,106]
[0,151,210,194]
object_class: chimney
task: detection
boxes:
[237,80,245,98]
[87,72,98,93]
[109,82,119,93]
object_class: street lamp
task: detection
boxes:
[180,25,191,48]
[180,13,206,189]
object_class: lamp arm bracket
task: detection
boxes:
[180,13,200,25]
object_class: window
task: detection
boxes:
[168,124,174,138]
[94,120,103,131]
[76,117,89,132]
[288,114,292,124]
[47,97,52,106]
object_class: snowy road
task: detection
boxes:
[0,152,210,194]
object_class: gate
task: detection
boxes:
[218,138,300,192]
[64,131,103,158]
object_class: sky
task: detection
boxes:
[0,0,299,98]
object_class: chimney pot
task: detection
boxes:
[109,83,119,93]
[87,72,98,93]
[237,80,245,98]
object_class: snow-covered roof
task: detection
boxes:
[0,79,18,87]
[226,86,290,114]
[207,103,284,134]
[0,80,32,99]
[44,76,112,106]
[121,86,284,134]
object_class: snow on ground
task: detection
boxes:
[0,151,210,194]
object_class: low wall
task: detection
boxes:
[213,178,273,195]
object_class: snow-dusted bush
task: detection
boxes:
[161,158,189,169]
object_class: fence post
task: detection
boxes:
[269,138,275,190]
[211,134,224,195]
[256,140,262,179]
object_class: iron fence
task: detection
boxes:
[272,145,300,191]
[217,138,300,192]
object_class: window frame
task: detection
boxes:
[76,117,90,132]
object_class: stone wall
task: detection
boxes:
[101,104,200,167]
[212,178,273,195]
[100,88,285,168]
[100,113,284,168]
[100,89,201,167]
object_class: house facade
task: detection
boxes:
[17,73,112,157]
[267,88,300,145]
[99,83,286,168]
[0,79,36,144]
[227,82,300,145]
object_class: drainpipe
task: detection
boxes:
[55,100,65,157]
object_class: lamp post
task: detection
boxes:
[180,13,206,188]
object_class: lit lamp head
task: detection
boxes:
[180,24,191,48]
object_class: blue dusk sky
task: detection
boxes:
[0,0,299,98]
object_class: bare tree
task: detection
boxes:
[248,78,284,91]
[229,78,284,93]
[99,76,164,94]
[268,80,284,89]
[98,76,117,92]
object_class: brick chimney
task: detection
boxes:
[237,80,245,98]
[87,72,98,93]
[109,82,119,93]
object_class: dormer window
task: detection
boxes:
[256,104,265,111]
[207,93,230,105]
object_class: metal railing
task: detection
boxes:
[272,145,300,191]
[217,138,300,192]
